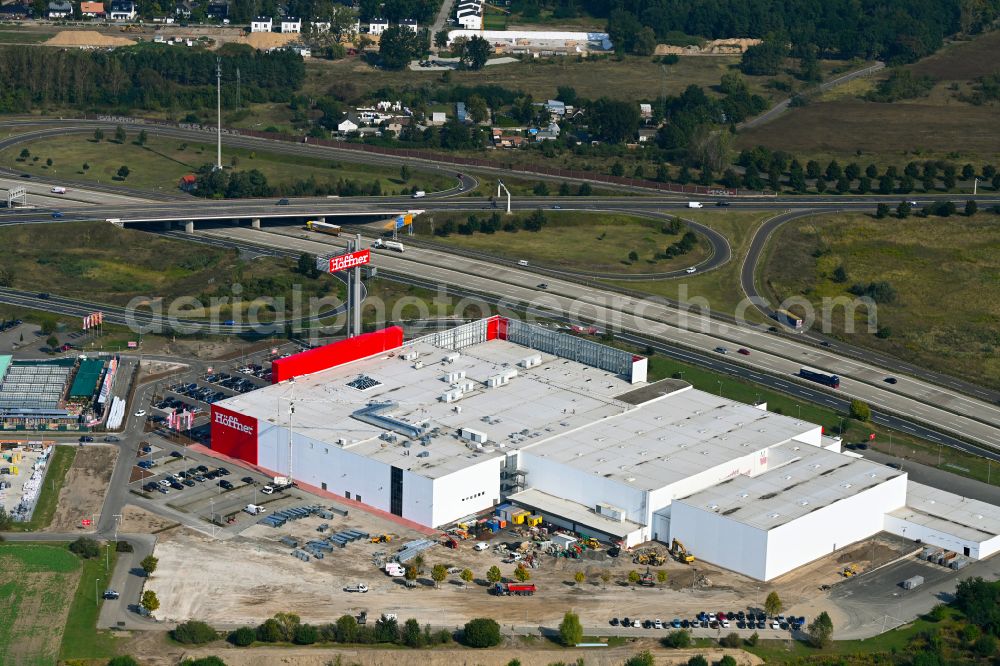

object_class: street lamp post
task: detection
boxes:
[95,578,101,606]
[717,380,723,396]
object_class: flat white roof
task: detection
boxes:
[521,389,817,491]
[889,481,1000,544]
[676,446,905,530]
[219,333,819,484]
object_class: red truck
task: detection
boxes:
[491,582,537,596]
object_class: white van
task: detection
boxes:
[517,260,529,266]
[687,201,703,208]
[412,190,426,198]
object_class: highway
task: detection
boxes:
[186,225,1000,450]
[1,119,999,453]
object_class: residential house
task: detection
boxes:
[174,0,191,17]
[456,4,482,30]
[368,17,388,35]
[544,100,566,116]
[108,0,136,19]
[206,0,228,20]
[280,17,301,33]
[639,103,653,119]
[535,121,560,141]
[384,116,410,135]
[47,0,72,18]
[398,18,417,32]
[338,115,359,133]
[0,3,33,18]
[250,16,272,32]
[312,20,330,32]
[637,128,657,143]
[80,1,103,16]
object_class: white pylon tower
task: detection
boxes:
[215,57,223,170]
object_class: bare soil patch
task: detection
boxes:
[45,445,118,531]
[44,30,136,47]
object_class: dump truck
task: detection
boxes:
[490,582,537,596]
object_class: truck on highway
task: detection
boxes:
[687,202,703,208]
[773,309,804,329]
[412,190,426,198]
[799,366,841,389]
[305,220,342,236]
[372,238,405,252]
[490,582,537,596]
[50,186,67,194]
[260,476,294,495]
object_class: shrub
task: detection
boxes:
[293,623,318,645]
[463,618,501,648]
[687,656,708,666]
[115,540,134,553]
[719,632,741,647]
[662,630,691,648]
[69,537,100,559]
[107,658,140,666]
[172,620,217,645]
[228,626,255,646]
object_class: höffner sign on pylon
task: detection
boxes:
[324,249,371,273]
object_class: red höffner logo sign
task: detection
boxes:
[328,250,371,273]
[215,411,253,434]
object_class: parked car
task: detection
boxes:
[103,589,120,600]
[103,436,120,442]
[241,476,255,485]
[219,479,234,490]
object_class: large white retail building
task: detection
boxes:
[211,318,1000,581]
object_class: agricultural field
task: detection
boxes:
[759,211,1000,390]
[411,211,710,274]
[0,132,452,196]
[0,221,344,314]
[737,31,1000,164]
[0,544,84,666]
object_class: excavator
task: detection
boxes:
[670,538,695,564]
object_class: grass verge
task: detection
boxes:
[411,211,710,274]
[9,445,76,532]
[59,548,120,661]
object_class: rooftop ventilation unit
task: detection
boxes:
[518,354,542,369]
[439,388,464,403]
[413,361,424,369]
[460,427,488,444]
[401,350,419,361]
[443,352,460,364]
[444,370,466,383]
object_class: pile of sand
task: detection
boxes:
[233,32,298,50]
[45,30,136,47]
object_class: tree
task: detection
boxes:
[18,148,29,160]
[94,128,104,142]
[878,174,894,194]
[463,618,501,647]
[578,182,592,196]
[740,37,788,75]
[297,252,319,278]
[46,335,59,350]
[965,199,978,216]
[401,618,423,647]
[228,626,255,646]
[399,164,410,182]
[832,265,849,283]
[379,25,424,70]
[117,165,130,180]
[69,537,100,559]
[431,564,447,587]
[533,181,549,196]
[875,203,890,218]
[83,162,90,171]
[293,623,318,645]
[335,614,358,643]
[45,157,53,167]
[662,630,691,648]
[0,507,12,531]
[717,657,737,666]
[850,399,871,421]
[460,568,473,587]
[656,570,668,583]
[628,250,639,262]
[434,29,449,48]
[954,577,1000,635]
[764,591,783,616]
[141,589,160,612]
[486,565,502,584]
[172,620,217,644]
[897,201,911,218]
[574,571,586,585]
[807,611,834,648]
[467,95,489,123]
[405,564,419,581]
[610,161,625,177]
[514,564,530,582]
[137,130,148,146]
[558,611,583,646]
[687,656,708,666]
[462,35,491,70]
[633,26,656,56]
[589,98,641,144]
[115,125,126,143]
[140,555,158,576]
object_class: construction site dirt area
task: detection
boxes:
[150,644,762,666]
[44,30,137,47]
[118,503,180,534]
[44,444,117,531]
[149,485,917,630]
